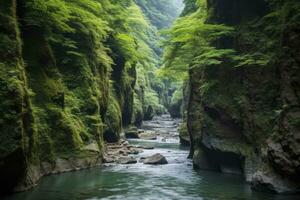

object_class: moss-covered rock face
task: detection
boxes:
[0,0,183,194]
[0,0,35,194]
[103,90,122,143]
[185,0,300,194]
[1,0,109,194]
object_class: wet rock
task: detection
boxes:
[119,149,129,155]
[121,140,129,146]
[252,170,300,194]
[129,149,140,154]
[142,146,154,150]
[139,131,157,140]
[144,105,155,120]
[179,135,190,146]
[138,130,144,134]
[143,153,168,165]
[118,157,137,164]
[179,121,190,146]
[139,157,146,162]
[125,127,139,139]
[108,145,123,149]
[103,156,115,163]
[83,143,101,152]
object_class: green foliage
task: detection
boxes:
[233,0,300,68]
[135,0,183,29]
[144,88,164,112]
[104,88,122,141]
[160,0,235,81]
[25,0,73,33]
[171,87,183,105]
[0,0,186,177]
[161,0,300,79]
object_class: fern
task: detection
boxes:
[160,0,235,80]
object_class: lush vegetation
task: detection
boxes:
[136,0,183,30]
[0,0,182,194]
[1,0,299,195]
[160,0,300,193]
[162,0,300,75]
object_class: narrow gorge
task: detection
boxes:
[0,0,299,199]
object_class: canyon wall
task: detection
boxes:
[186,0,300,193]
[0,0,180,194]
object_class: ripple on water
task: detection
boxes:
[4,116,300,200]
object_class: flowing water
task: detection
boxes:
[5,115,299,200]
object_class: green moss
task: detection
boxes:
[133,93,144,126]
[179,121,189,137]
[0,0,181,192]
[104,88,122,142]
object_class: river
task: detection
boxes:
[5,115,299,200]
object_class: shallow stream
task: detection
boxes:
[5,115,299,200]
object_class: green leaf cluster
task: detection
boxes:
[160,0,235,80]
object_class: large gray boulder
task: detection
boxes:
[252,170,300,194]
[143,153,168,165]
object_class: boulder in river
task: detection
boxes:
[118,157,137,164]
[139,131,157,140]
[251,170,300,194]
[125,127,139,139]
[142,146,154,150]
[143,153,168,165]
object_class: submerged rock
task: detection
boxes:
[142,146,155,150]
[143,153,168,165]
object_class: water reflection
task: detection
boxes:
[5,141,299,200]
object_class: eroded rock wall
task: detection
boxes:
[0,0,143,194]
[188,0,300,194]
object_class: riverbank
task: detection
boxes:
[4,115,300,200]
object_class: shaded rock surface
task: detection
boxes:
[143,153,168,165]
[104,115,179,167]
[252,170,300,194]
[125,127,140,139]
[103,139,143,165]
[117,157,137,164]
[186,0,300,194]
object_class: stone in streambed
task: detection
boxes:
[251,170,300,194]
[139,131,157,140]
[125,127,139,139]
[128,149,140,154]
[103,155,115,163]
[143,153,168,165]
[118,157,137,164]
[135,145,154,150]
[142,146,154,150]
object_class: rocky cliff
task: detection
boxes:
[187,0,300,194]
[0,0,180,195]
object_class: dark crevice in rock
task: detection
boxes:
[0,148,26,195]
